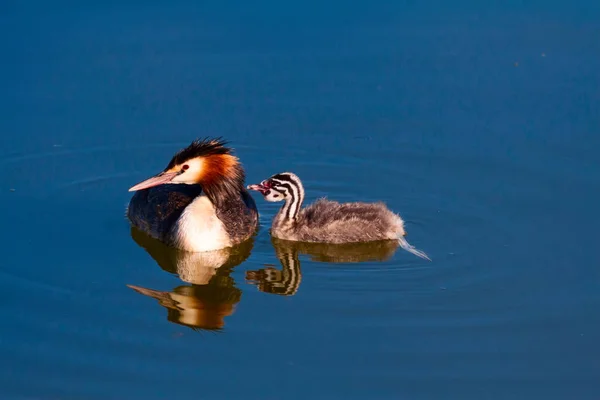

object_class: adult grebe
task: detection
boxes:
[247,172,430,260]
[127,138,258,252]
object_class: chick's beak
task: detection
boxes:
[246,181,270,194]
[128,171,180,192]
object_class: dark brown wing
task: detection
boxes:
[127,184,203,244]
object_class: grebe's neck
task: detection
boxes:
[274,177,305,227]
[201,160,246,210]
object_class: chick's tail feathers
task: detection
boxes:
[397,236,431,261]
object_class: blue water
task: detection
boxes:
[1,1,599,399]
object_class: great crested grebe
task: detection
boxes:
[247,172,430,260]
[127,138,258,252]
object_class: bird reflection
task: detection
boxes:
[245,236,400,296]
[127,226,253,331]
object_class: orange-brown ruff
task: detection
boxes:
[127,138,258,252]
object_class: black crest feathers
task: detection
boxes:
[165,137,232,170]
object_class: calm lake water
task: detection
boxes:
[2,1,599,399]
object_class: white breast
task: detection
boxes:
[174,195,232,252]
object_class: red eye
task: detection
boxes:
[182,164,189,170]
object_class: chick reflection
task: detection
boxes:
[246,236,400,296]
[127,227,253,331]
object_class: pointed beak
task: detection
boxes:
[246,182,270,195]
[128,171,180,192]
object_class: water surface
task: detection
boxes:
[1,1,599,399]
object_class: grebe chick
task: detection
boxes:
[247,172,430,260]
[127,138,258,252]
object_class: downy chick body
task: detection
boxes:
[247,172,430,260]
